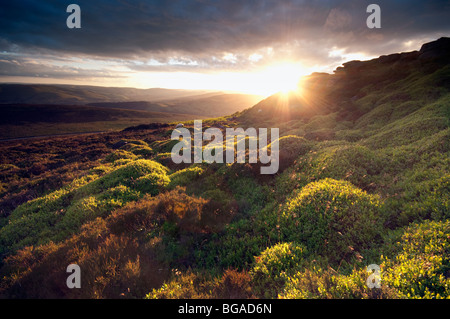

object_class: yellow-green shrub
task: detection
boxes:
[251,242,306,298]
[381,220,450,299]
[168,166,204,189]
[280,266,398,299]
[281,178,382,264]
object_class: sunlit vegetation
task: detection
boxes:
[0,39,449,299]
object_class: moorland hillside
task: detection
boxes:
[0,38,448,299]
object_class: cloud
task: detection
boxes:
[0,0,449,82]
[324,8,353,30]
[0,53,127,79]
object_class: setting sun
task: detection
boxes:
[259,62,305,94]
[231,61,308,96]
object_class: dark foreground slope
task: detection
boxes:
[0,38,448,299]
[0,103,203,140]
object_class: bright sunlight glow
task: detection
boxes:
[260,63,304,94]
[130,61,310,97]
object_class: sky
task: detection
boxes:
[0,0,449,96]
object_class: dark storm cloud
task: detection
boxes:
[0,0,326,57]
[0,0,449,76]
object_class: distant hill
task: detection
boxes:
[0,84,263,138]
[0,84,263,117]
[0,84,216,105]
[88,93,263,117]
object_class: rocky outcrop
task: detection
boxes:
[334,37,450,77]
[419,37,450,61]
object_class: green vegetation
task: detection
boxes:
[0,159,169,253]
[281,178,382,264]
[0,39,449,299]
[382,220,450,299]
[251,242,306,298]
